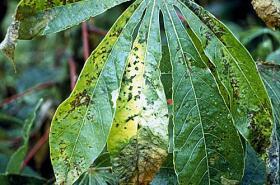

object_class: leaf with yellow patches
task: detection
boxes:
[108,1,169,184]
[49,1,148,184]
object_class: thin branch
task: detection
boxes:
[0,82,55,108]
[82,22,90,61]
[88,25,108,36]
[21,127,50,171]
[68,56,77,90]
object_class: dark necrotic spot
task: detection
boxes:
[125,114,138,122]
[134,95,140,101]
[128,93,133,101]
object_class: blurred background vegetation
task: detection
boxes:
[0,0,279,182]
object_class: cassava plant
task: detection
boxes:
[0,0,278,184]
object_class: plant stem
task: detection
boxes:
[0,82,55,108]
[82,22,90,61]
[21,127,50,171]
[68,56,77,90]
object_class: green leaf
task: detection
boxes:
[0,174,46,185]
[0,0,130,61]
[267,48,280,63]
[161,0,244,184]
[176,0,273,155]
[107,1,169,183]
[241,144,266,185]
[160,45,172,100]
[49,0,149,184]
[151,154,178,185]
[240,28,280,46]
[6,99,43,174]
[151,168,177,185]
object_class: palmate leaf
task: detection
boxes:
[49,0,149,184]
[0,0,130,61]
[47,0,274,184]
[107,0,169,184]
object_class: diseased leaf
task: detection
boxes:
[0,21,19,65]
[0,0,130,61]
[107,1,169,184]
[49,0,149,184]
[6,99,43,174]
[258,59,280,184]
[44,0,275,184]
[161,1,244,184]
[176,0,273,155]
[258,61,280,131]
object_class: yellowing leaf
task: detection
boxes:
[108,1,169,184]
[49,1,148,184]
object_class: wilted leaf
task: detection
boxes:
[251,0,280,29]
[0,0,130,61]
[49,0,149,184]
[107,1,169,184]
[6,99,43,174]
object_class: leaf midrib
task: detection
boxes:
[162,1,211,184]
